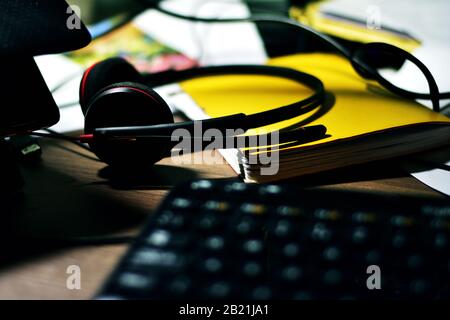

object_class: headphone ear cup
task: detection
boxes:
[84,82,175,168]
[79,58,143,114]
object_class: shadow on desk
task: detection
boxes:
[0,163,198,271]
[96,164,201,190]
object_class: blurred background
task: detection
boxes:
[66,0,292,24]
[67,0,140,23]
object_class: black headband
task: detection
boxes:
[94,64,324,138]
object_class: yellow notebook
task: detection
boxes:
[290,3,421,52]
[178,53,450,182]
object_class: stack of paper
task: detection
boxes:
[179,53,450,182]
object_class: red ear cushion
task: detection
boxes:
[79,58,143,113]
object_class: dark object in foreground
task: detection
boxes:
[98,179,450,299]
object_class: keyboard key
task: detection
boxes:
[204,200,231,212]
[233,216,262,236]
[146,230,171,247]
[389,231,412,250]
[240,261,265,281]
[322,246,342,263]
[277,205,305,218]
[390,215,416,228]
[130,248,183,271]
[271,219,297,239]
[251,286,272,300]
[168,276,192,296]
[314,209,342,222]
[146,230,191,249]
[352,211,378,225]
[310,223,334,243]
[170,198,193,209]
[409,278,434,298]
[421,205,450,219]
[350,226,374,246]
[203,235,226,252]
[282,243,302,259]
[281,265,304,282]
[431,233,448,251]
[202,258,224,275]
[242,239,265,255]
[195,213,224,232]
[430,218,450,232]
[224,182,248,193]
[206,281,232,298]
[259,184,283,195]
[117,272,157,292]
[190,180,214,191]
[273,265,306,298]
[240,203,267,215]
[155,210,186,230]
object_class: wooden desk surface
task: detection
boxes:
[0,139,446,300]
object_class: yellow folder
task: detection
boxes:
[178,53,450,182]
[290,3,421,52]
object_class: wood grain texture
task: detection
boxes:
[0,138,445,299]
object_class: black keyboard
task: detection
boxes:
[98,180,450,299]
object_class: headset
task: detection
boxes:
[78,1,449,169]
[79,58,327,167]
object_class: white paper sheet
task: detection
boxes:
[411,163,450,196]
[134,0,267,66]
